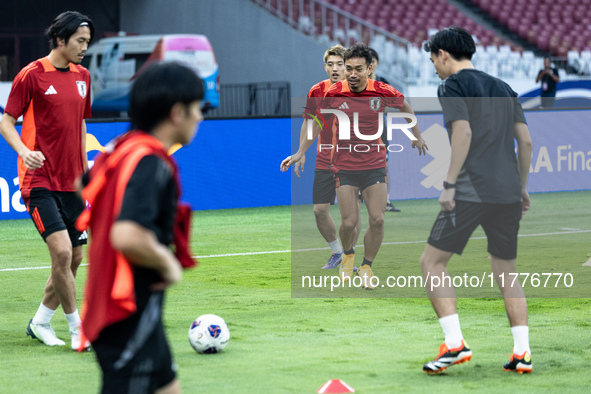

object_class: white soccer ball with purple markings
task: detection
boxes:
[188,314,230,354]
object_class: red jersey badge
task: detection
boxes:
[369,97,381,112]
[76,81,87,98]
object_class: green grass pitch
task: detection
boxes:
[0,191,590,393]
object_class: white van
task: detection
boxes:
[82,34,219,112]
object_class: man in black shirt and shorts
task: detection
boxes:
[420,27,534,374]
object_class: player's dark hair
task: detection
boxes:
[130,62,205,133]
[344,42,372,66]
[543,55,551,61]
[46,11,94,49]
[368,47,379,62]
[423,26,476,61]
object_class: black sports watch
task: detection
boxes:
[443,181,456,189]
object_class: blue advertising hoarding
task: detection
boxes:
[0,118,290,220]
[391,110,591,199]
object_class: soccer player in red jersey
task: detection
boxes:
[0,11,94,350]
[284,43,427,289]
[323,43,427,288]
[284,45,361,270]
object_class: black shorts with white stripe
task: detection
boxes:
[93,293,176,394]
[427,200,521,260]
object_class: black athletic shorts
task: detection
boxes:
[427,200,522,260]
[313,169,336,204]
[333,167,387,192]
[93,318,176,394]
[24,188,87,246]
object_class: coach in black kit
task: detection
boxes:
[419,27,534,375]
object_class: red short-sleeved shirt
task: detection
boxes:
[5,57,92,200]
[321,79,404,171]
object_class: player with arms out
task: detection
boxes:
[420,27,533,374]
[285,43,427,289]
[0,11,94,350]
[282,45,361,270]
[76,63,203,393]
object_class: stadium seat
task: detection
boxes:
[486,45,499,55]
[334,28,346,43]
[581,50,591,74]
[568,50,582,74]
[298,16,315,35]
[407,46,422,78]
[470,0,591,57]
[383,40,397,65]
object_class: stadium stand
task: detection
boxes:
[255,0,515,49]
[469,0,591,75]
[325,0,515,49]
[252,0,583,86]
[471,0,591,56]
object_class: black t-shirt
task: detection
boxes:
[118,154,177,244]
[438,69,525,204]
[539,68,559,94]
[99,154,177,345]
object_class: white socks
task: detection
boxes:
[328,239,343,255]
[439,314,464,349]
[32,304,82,333]
[32,303,56,325]
[65,310,82,332]
[439,315,530,355]
[511,325,531,355]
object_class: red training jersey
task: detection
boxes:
[303,79,335,170]
[77,132,182,344]
[321,79,404,171]
[5,57,92,200]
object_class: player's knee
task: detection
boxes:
[51,246,73,268]
[340,218,357,233]
[368,215,384,229]
[313,204,329,218]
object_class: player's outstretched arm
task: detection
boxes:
[401,100,428,155]
[292,121,309,177]
[514,121,533,217]
[110,220,182,290]
[280,120,321,173]
[0,113,46,169]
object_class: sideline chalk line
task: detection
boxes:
[1,229,589,272]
